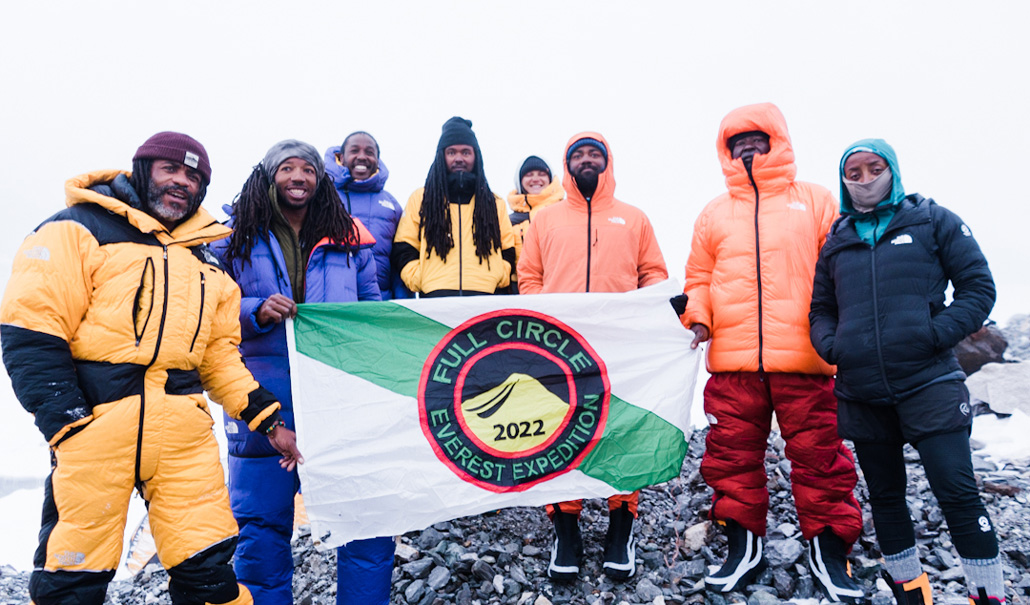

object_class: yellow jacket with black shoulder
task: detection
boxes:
[392,187,516,296]
[0,169,281,446]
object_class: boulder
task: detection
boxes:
[954,324,1007,375]
[966,361,1030,415]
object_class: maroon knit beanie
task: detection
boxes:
[133,132,212,184]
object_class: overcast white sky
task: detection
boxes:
[1,1,1028,470]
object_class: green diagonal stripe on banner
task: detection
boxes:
[580,394,687,491]
[293,302,686,491]
[294,301,446,398]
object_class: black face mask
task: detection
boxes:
[447,171,476,204]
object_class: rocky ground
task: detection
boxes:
[2,318,1027,604]
[2,425,1028,605]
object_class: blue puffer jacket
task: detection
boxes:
[810,193,995,405]
[325,148,410,300]
[211,218,381,457]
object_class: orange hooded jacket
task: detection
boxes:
[517,132,667,294]
[682,104,837,375]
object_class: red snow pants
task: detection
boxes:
[701,372,862,543]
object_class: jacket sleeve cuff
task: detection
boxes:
[239,385,282,432]
[241,297,276,338]
[254,409,284,435]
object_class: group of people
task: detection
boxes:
[0,102,1003,605]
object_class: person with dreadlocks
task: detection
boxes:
[392,116,516,296]
[1,131,299,605]
[324,131,411,300]
[210,140,384,604]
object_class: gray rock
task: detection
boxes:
[472,559,495,582]
[746,588,780,605]
[402,558,434,579]
[426,565,450,590]
[765,538,804,567]
[404,578,425,603]
[634,578,664,601]
[509,563,528,584]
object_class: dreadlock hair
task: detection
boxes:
[419,148,502,262]
[223,163,359,263]
[130,158,208,211]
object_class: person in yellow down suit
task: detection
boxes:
[0,131,303,605]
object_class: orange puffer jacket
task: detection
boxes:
[517,132,667,294]
[682,103,837,375]
[506,178,565,266]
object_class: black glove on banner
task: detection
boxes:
[669,293,688,316]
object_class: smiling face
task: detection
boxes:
[145,160,202,228]
[521,169,550,194]
[339,133,379,181]
[274,157,318,209]
[843,151,889,183]
[444,144,476,173]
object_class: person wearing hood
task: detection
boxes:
[211,140,385,604]
[810,140,1000,605]
[518,133,668,582]
[325,131,411,300]
[681,104,864,602]
[506,155,564,291]
[0,132,300,605]
[392,116,516,296]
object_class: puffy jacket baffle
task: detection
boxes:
[517,132,668,295]
[682,103,838,375]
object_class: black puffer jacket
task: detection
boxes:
[809,195,995,405]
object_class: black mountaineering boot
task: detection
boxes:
[705,519,767,593]
[882,570,933,605]
[547,509,583,582]
[602,502,636,581]
[809,529,867,603]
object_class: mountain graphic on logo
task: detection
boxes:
[460,373,571,453]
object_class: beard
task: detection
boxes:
[572,168,599,197]
[146,182,198,225]
[446,170,476,203]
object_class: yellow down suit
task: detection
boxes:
[0,170,281,605]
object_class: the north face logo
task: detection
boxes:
[379,200,396,210]
[608,217,626,225]
[787,201,807,211]
[891,234,913,245]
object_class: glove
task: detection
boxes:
[669,293,688,316]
